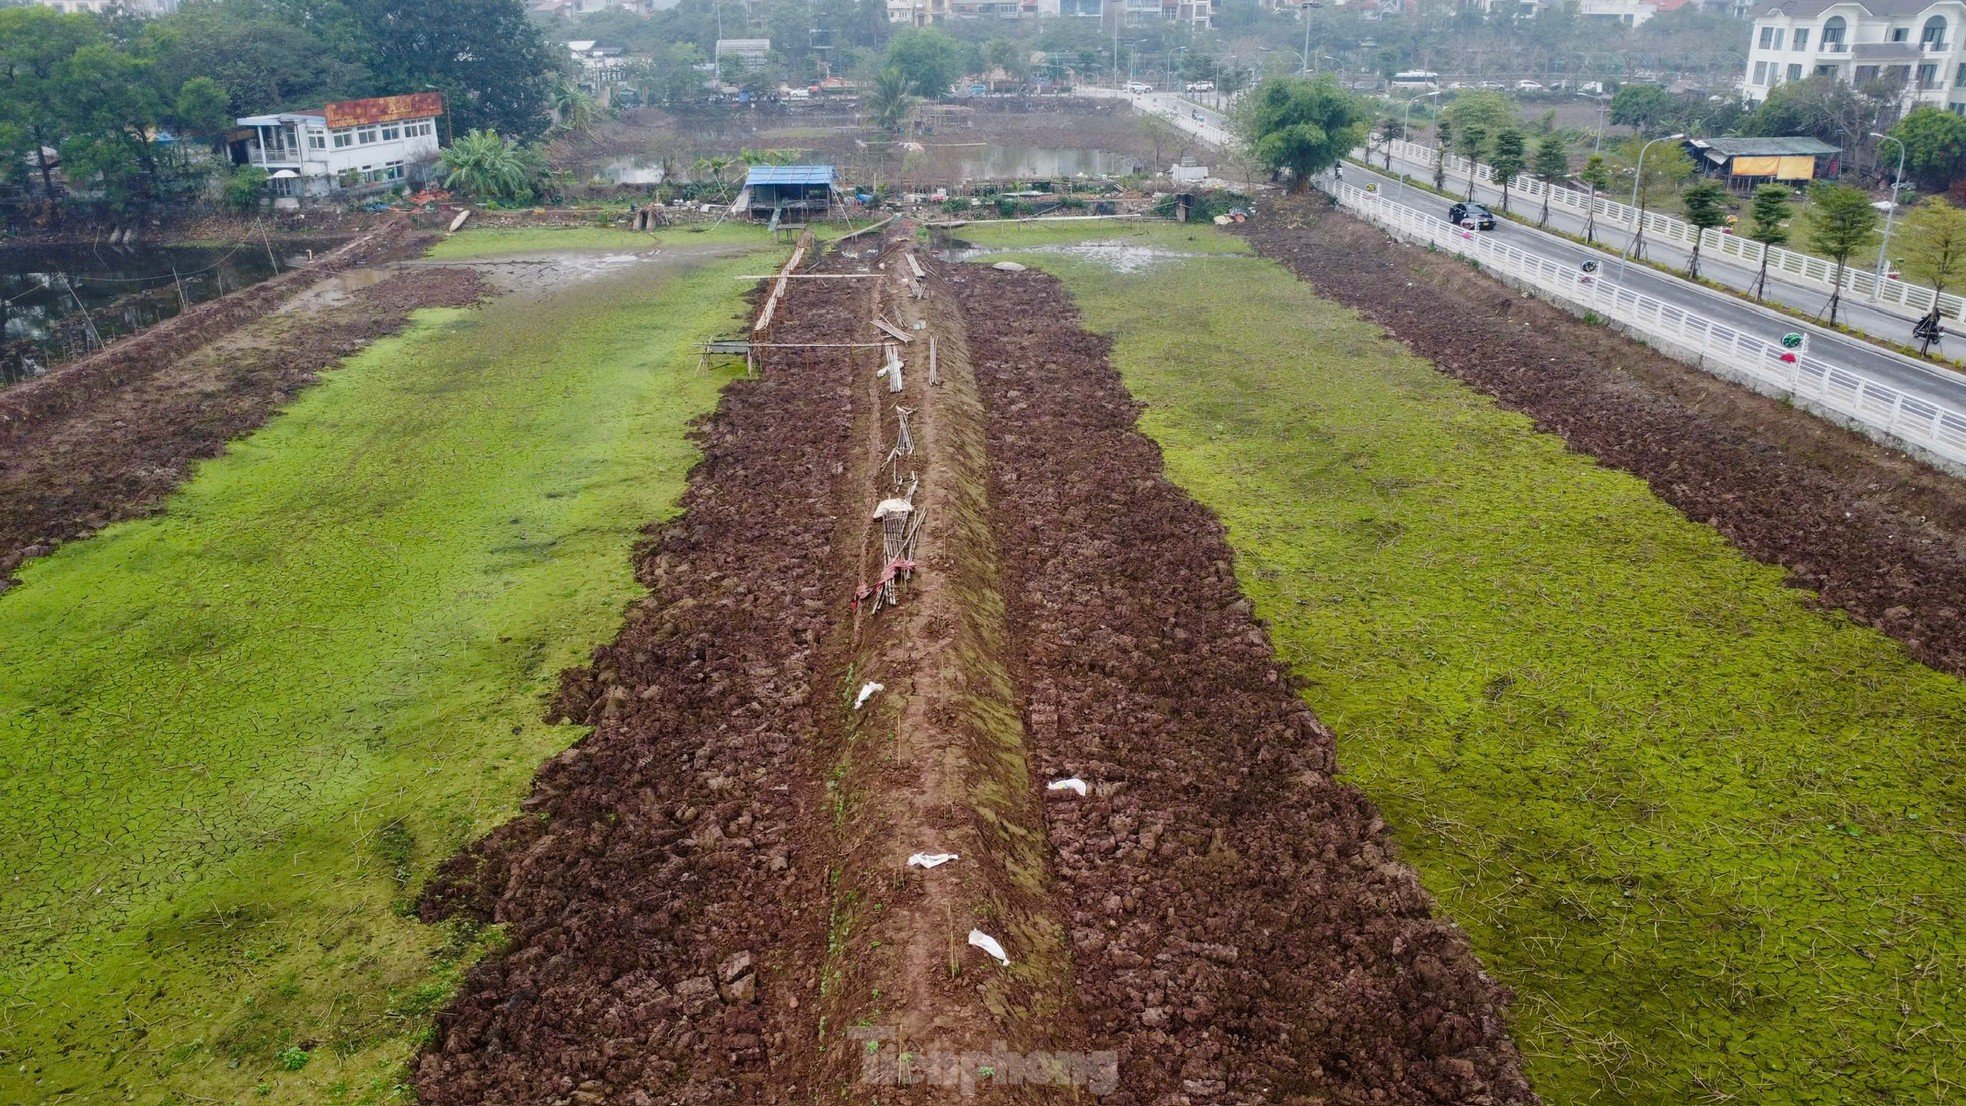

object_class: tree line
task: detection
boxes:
[0,0,556,219]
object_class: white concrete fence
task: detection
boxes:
[1328,178,1966,471]
[1367,138,1966,326]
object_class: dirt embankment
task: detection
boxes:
[0,220,481,585]
[959,263,1535,1104]
[1240,197,1966,679]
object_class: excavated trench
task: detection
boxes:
[414,229,1533,1104]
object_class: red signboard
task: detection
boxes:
[323,93,444,129]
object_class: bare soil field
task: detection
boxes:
[414,230,1533,1103]
[1239,196,1966,679]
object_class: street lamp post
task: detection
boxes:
[1870,130,1906,294]
[1619,132,1686,283]
[1400,89,1443,178]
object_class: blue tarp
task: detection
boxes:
[744,164,836,187]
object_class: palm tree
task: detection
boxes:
[439,129,546,202]
[868,67,916,135]
[550,82,599,133]
[693,154,740,199]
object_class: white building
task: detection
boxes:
[1745,0,1966,112]
[234,94,444,205]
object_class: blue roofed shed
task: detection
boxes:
[739,164,838,221]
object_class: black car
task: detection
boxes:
[1449,201,1496,230]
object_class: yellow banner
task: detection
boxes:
[1776,155,1818,180]
[1731,156,1782,177]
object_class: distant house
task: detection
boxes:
[568,40,632,84]
[715,39,773,72]
[232,94,445,206]
[1686,136,1842,189]
[736,164,838,221]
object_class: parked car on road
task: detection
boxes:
[1125,81,1154,94]
[1449,201,1497,230]
[1186,80,1214,92]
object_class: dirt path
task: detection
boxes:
[1238,197,1966,680]
[0,235,483,587]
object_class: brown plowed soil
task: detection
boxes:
[1238,196,1966,680]
[956,263,1533,1104]
[412,265,863,1105]
[0,263,484,585]
[414,238,1535,1103]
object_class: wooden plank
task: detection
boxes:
[905,253,926,279]
[873,318,915,343]
[753,241,807,333]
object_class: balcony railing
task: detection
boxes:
[1820,40,1848,51]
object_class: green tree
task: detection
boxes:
[0,7,101,206]
[223,163,267,213]
[1609,83,1676,134]
[1490,127,1526,214]
[1898,199,1966,349]
[867,66,915,134]
[549,81,598,133]
[146,1,371,117]
[1239,75,1368,193]
[1744,183,1792,300]
[1441,88,1518,138]
[882,27,963,99]
[1580,153,1613,244]
[1617,137,1693,260]
[342,0,558,141]
[438,127,546,202]
[1804,180,1880,324]
[1433,116,1452,191]
[1531,135,1569,227]
[1680,178,1729,280]
[1457,122,1488,199]
[1889,106,1966,191]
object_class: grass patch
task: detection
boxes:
[423,221,780,259]
[0,240,780,1103]
[964,220,1966,1105]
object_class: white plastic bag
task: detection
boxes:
[967,928,1010,966]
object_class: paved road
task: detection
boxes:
[1097,87,1966,418]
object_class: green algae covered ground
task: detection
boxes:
[960,221,1966,1105]
[0,233,780,1104]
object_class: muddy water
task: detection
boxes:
[0,238,343,386]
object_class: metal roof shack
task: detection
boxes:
[1686,136,1842,189]
[737,164,839,222]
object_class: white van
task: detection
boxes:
[1125,81,1154,94]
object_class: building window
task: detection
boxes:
[1920,63,1939,87]
[380,124,401,141]
[357,125,379,144]
[1793,28,1809,50]
[308,132,326,150]
[1754,60,1770,84]
[332,129,352,148]
[1758,24,1776,48]
[384,161,405,180]
[1891,26,1909,42]
[1789,63,1803,80]
[1924,15,1948,49]
[1956,62,1966,85]
[1816,64,1838,77]
[1823,15,1846,47]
